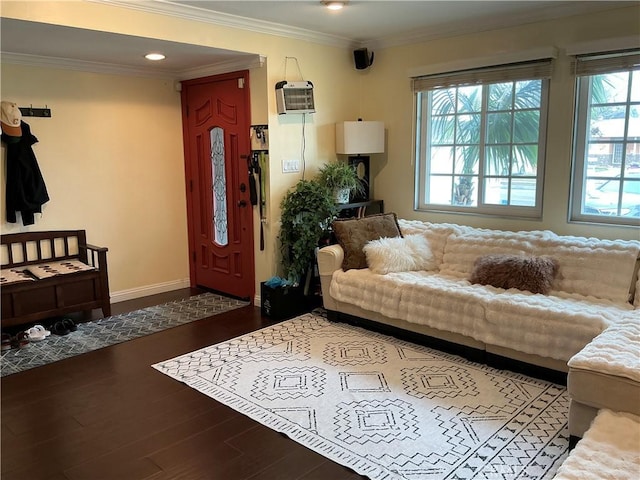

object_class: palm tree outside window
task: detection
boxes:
[413,59,552,218]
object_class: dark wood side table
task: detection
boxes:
[336,199,384,219]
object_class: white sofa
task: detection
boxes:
[566,320,640,437]
[318,219,640,376]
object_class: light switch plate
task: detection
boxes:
[282,159,301,173]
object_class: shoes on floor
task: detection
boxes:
[51,318,76,336]
[63,318,77,332]
[10,332,29,349]
[1,333,12,352]
[2,324,53,350]
[25,325,49,342]
[51,321,70,336]
[33,324,51,338]
[1,331,31,350]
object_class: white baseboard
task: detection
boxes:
[254,294,261,307]
[110,278,191,304]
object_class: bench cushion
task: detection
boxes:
[0,268,35,285]
[1,260,96,285]
[26,260,95,280]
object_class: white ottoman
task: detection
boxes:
[553,409,640,480]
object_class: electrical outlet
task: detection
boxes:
[282,159,301,173]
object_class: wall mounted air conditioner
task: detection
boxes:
[275,80,315,114]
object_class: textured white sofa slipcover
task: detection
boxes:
[319,220,640,372]
[552,409,640,480]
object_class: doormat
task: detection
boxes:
[153,314,569,480]
[1,292,249,377]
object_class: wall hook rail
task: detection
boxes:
[19,105,52,118]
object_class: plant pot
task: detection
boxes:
[334,188,350,204]
[260,282,306,320]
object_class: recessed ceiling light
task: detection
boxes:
[145,53,166,61]
[322,1,345,11]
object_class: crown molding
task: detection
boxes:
[1,52,175,78]
[178,54,266,80]
[1,51,265,80]
[376,3,634,49]
[90,0,353,48]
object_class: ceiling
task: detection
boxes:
[167,0,632,46]
[1,0,635,79]
[0,18,263,80]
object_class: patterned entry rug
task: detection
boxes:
[154,314,569,480]
[1,292,249,377]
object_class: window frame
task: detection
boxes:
[569,50,640,227]
[413,62,551,219]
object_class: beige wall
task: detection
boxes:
[1,0,360,302]
[0,65,190,300]
[361,5,640,241]
[1,2,638,304]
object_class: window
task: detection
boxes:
[413,60,551,218]
[570,50,640,226]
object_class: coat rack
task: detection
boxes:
[19,106,52,118]
[250,125,268,251]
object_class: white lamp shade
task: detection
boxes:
[335,121,384,155]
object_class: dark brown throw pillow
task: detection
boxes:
[332,213,402,271]
[469,254,559,295]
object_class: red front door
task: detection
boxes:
[181,71,254,300]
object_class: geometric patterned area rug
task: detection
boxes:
[153,314,569,480]
[1,292,249,377]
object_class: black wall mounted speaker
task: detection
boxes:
[353,48,374,70]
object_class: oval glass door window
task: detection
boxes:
[211,127,228,246]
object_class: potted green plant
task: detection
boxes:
[279,179,338,286]
[318,161,365,204]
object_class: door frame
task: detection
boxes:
[180,70,255,299]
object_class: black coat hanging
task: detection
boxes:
[2,121,50,225]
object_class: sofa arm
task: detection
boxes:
[318,244,344,311]
[318,244,344,276]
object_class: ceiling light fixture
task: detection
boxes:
[145,53,166,61]
[322,1,345,11]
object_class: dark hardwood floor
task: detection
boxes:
[1,289,364,480]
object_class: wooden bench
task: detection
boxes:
[1,230,111,328]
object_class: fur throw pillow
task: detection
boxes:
[469,254,559,294]
[332,213,402,271]
[364,234,436,274]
